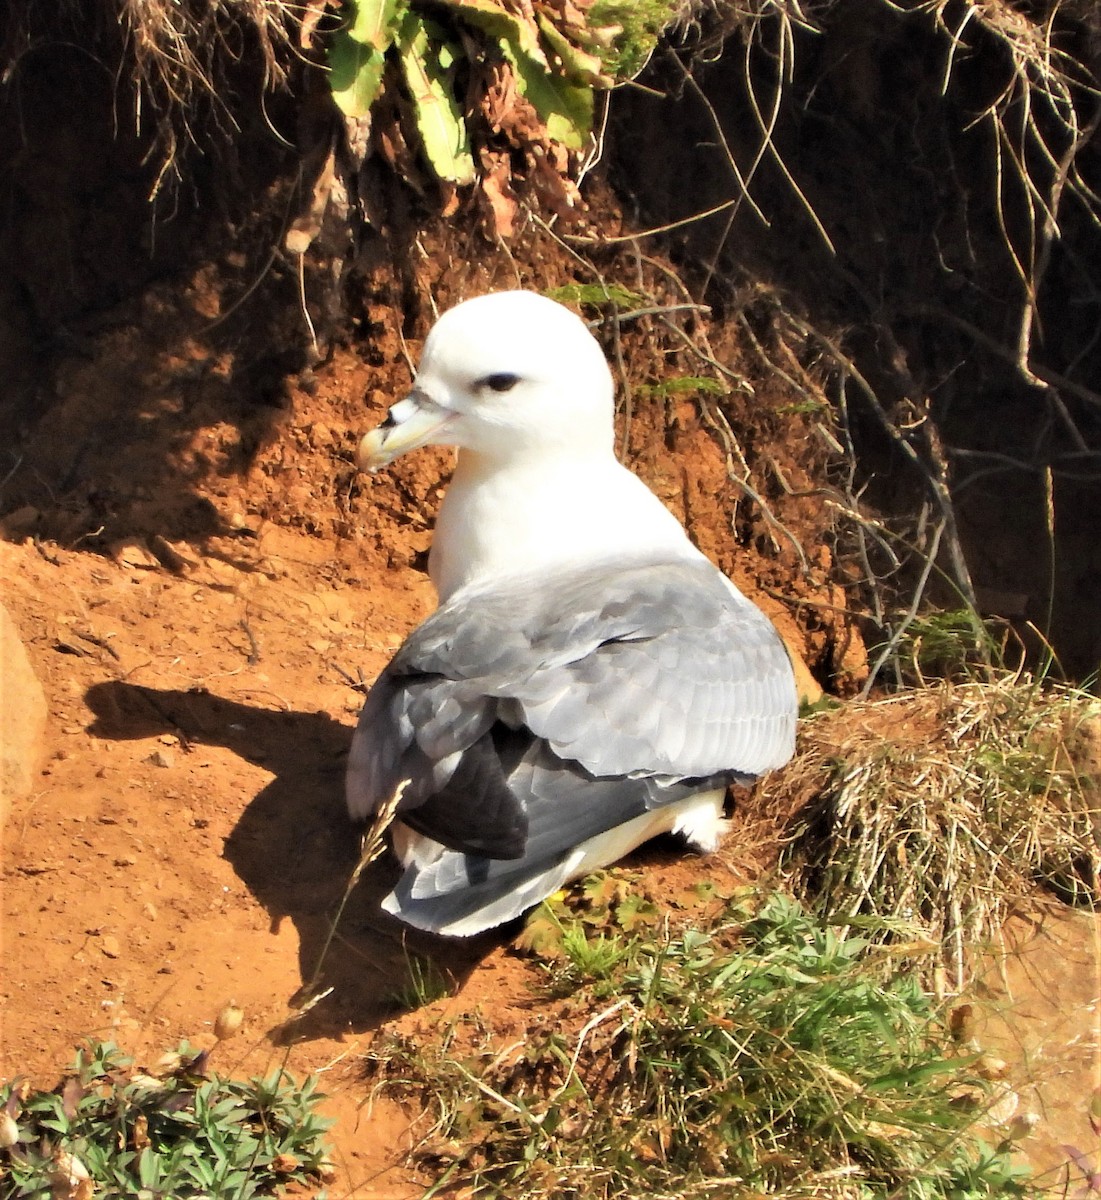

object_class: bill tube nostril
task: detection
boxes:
[356,392,454,472]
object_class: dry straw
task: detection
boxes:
[780,673,1100,982]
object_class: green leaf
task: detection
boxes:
[348,0,405,49]
[514,902,567,958]
[329,34,388,117]
[501,34,593,149]
[536,13,610,87]
[581,870,620,911]
[327,0,405,117]
[436,0,548,66]
[616,891,658,932]
[396,13,476,184]
[138,1145,163,1187]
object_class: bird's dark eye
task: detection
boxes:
[480,373,520,393]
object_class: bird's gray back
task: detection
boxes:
[346,555,796,829]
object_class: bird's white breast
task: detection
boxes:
[429,452,701,601]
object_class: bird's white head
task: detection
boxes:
[358,291,616,470]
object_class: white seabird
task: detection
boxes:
[346,290,797,936]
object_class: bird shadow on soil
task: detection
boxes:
[82,680,505,1041]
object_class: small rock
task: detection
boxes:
[214,1000,244,1040]
[146,748,175,769]
[788,647,823,708]
[987,1087,1020,1126]
[110,539,161,570]
[0,603,48,826]
[149,534,198,574]
[100,934,121,959]
[0,1110,19,1148]
[48,1150,92,1200]
[0,505,39,536]
[976,1054,1009,1080]
[1005,1111,1040,1141]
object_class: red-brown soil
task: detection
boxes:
[2,361,1097,1199]
[0,229,1096,1198]
[0,257,828,1195]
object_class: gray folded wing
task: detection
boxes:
[380,733,734,935]
[345,557,797,934]
[346,556,797,859]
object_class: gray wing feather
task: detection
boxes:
[380,740,735,935]
[347,556,795,823]
[435,559,793,775]
[384,855,577,936]
[346,554,797,935]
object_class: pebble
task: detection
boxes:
[0,602,48,825]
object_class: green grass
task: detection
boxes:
[885,608,1009,684]
[389,952,455,1012]
[366,893,1034,1200]
[0,1040,332,1199]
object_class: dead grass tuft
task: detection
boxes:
[780,674,1101,983]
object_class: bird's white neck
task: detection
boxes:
[428,449,701,602]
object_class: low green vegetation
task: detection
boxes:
[328,0,680,178]
[544,282,647,312]
[367,893,1033,1199]
[886,608,1010,685]
[0,1041,332,1199]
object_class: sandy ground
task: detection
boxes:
[0,514,788,1195]
[0,284,1096,1194]
[2,520,1098,1196]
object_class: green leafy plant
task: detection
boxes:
[638,375,728,398]
[328,0,404,119]
[589,0,676,79]
[367,894,1034,1199]
[325,0,681,190]
[544,282,646,311]
[0,1041,333,1199]
[328,0,604,170]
